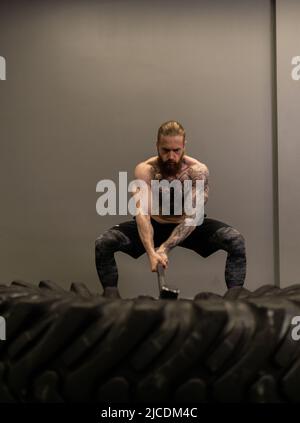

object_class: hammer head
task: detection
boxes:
[156,263,180,300]
[160,285,180,300]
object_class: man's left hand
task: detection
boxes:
[155,245,169,269]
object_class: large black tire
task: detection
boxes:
[0,281,300,403]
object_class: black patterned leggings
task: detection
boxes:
[95,216,246,290]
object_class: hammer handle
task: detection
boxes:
[157,263,166,290]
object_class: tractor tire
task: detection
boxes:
[0,281,300,403]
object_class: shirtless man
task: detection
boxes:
[95,121,246,298]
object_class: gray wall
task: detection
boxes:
[276,0,300,287]
[0,0,276,297]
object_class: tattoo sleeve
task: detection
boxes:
[189,164,209,206]
[161,221,196,252]
[161,164,209,252]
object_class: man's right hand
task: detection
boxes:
[148,251,168,272]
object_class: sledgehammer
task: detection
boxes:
[156,263,180,299]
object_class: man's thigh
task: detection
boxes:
[107,217,177,257]
[179,217,231,257]
[106,218,146,258]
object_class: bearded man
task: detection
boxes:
[95,120,246,298]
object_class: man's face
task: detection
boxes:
[157,135,185,176]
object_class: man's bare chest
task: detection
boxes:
[150,166,194,215]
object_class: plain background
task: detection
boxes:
[276,0,300,287]
[0,0,296,298]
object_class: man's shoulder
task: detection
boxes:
[134,158,157,181]
[184,156,209,173]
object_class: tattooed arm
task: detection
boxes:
[157,163,209,256]
[189,162,209,206]
[133,162,168,271]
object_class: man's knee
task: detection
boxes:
[229,229,245,253]
[215,227,246,255]
[95,231,116,255]
[95,229,129,255]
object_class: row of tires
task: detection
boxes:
[0,280,300,402]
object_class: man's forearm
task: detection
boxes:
[161,220,196,253]
[161,174,208,253]
[135,214,155,256]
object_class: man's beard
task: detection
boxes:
[157,153,184,177]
